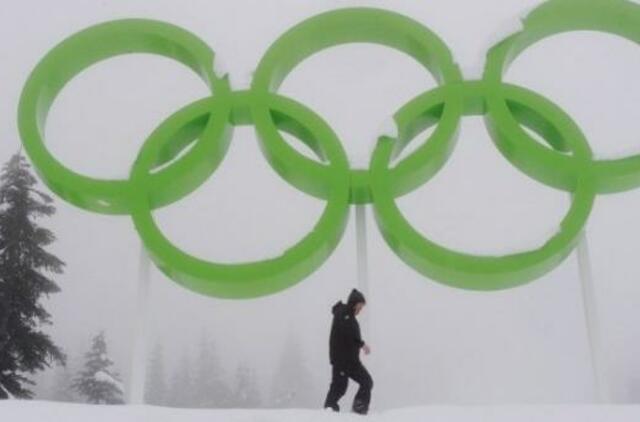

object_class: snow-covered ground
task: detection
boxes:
[2,401,640,422]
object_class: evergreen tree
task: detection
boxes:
[72,331,124,404]
[0,153,65,399]
[168,351,194,407]
[145,343,166,405]
[270,332,316,408]
[192,335,231,408]
[231,364,262,409]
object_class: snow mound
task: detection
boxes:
[2,401,640,422]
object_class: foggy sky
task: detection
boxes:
[1,0,640,410]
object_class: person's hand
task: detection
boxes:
[362,343,371,355]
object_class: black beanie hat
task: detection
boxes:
[347,288,366,306]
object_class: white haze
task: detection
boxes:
[1,0,640,410]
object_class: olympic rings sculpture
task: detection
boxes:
[17,0,640,298]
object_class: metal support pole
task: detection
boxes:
[127,246,151,404]
[355,205,370,335]
[575,232,609,402]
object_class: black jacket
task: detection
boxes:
[329,301,365,368]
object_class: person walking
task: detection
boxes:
[323,288,373,415]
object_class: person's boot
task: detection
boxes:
[352,399,368,415]
[324,401,339,412]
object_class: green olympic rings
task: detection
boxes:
[16,0,640,297]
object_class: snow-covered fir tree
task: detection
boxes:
[270,331,317,408]
[231,364,262,408]
[144,343,166,405]
[0,153,65,399]
[192,335,231,408]
[72,331,124,404]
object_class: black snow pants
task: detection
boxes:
[324,362,373,414]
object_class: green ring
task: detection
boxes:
[370,81,596,290]
[483,0,640,193]
[18,19,230,214]
[130,91,350,298]
[251,7,463,204]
